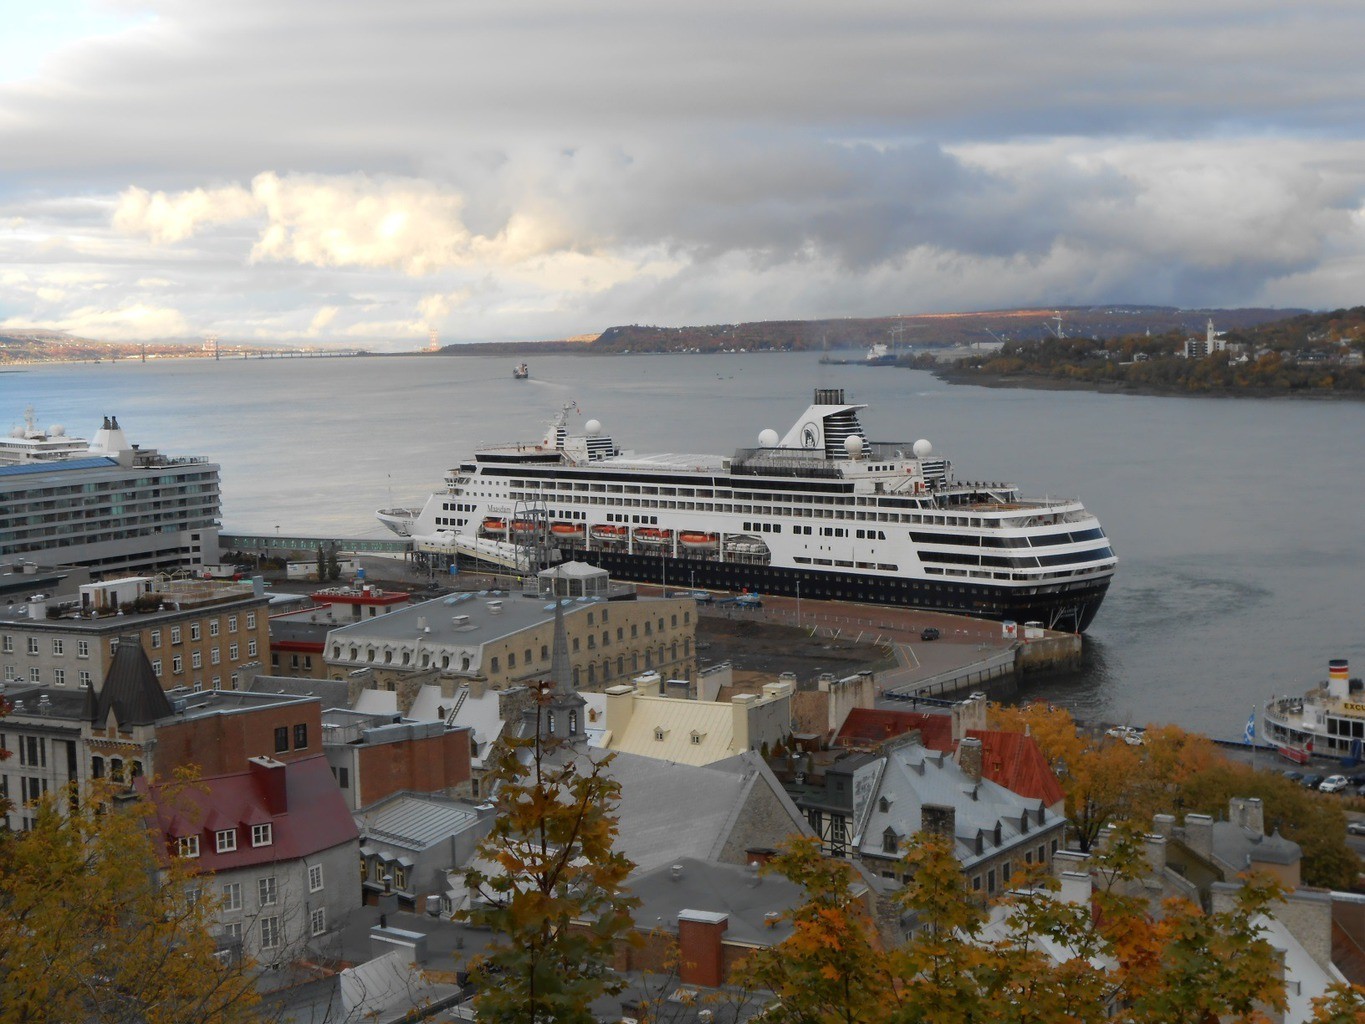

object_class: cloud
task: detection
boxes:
[6,1,1365,346]
[113,184,259,243]
[307,305,338,334]
[3,302,191,340]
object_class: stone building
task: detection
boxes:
[321,565,695,706]
[0,575,271,694]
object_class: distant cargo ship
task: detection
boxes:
[379,388,1117,631]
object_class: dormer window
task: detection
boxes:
[882,828,899,855]
[878,796,891,813]
[251,823,273,848]
[653,727,666,741]
[177,835,200,858]
[690,730,705,745]
[215,828,237,854]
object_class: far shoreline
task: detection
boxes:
[931,367,1365,401]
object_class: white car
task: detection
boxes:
[1105,725,1145,746]
[1319,775,1350,793]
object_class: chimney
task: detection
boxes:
[920,803,956,841]
[677,910,728,988]
[1229,796,1265,835]
[1151,813,1176,838]
[1143,833,1168,874]
[731,693,756,752]
[1058,870,1092,907]
[248,755,288,815]
[1183,813,1214,860]
[957,736,983,783]
[604,684,635,744]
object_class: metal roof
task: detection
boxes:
[357,794,482,851]
[0,456,117,477]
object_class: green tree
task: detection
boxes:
[315,544,326,580]
[325,547,342,581]
[0,778,261,1024]
[457,713,640,1024]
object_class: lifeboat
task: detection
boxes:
[634,527,673,546]
[591,524,627,542]
[679,532,719,551]
[481,518,508,535]
[550,522,585,540]
[510,519,538,535]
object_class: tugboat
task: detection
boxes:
[513,362,530,380]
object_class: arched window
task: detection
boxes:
[569,710,578,736]
[882,828,899,854]
[587,664,596,684]
[92,756,104,779]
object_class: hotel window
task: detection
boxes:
[246,613,256,629]
[310,907,326,936]
[77,640,89,658]
[79,670,91,688]
[191,651,202,669]
[211,647,221,665]
[308,864,323,892]
[216,828,237,853]
[247,639,257,657]
[228,615,238,633]
[258,876,277,906]
[209,620,219,638]
[177,835,200,858]
[222,882,242,911]
[252,823,273,848]
[190,624,201,641]
[274,727,288,753]
[26,637,38,655]
[29,667,39,684]
[53,668,65,687]
[0,636,10,653]
[150,630,161,648]
[294,723,308,749]
[171,626,181,645]
[51,639,64,656]
[172,656,182,674]
[228,643,239,660]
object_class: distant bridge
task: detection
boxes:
[220,532,411,554]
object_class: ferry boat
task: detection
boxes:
[1262,659,1365,763]
[378,388,1118,630]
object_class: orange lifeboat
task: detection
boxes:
[591,524,627,542]
[551,522,585,539]
[634,527,672,545]
[679,531,719,550]
[510,519,537,534]
[482,518,508,535]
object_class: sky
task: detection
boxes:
[3,0,1365,349]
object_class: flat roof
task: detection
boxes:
[328,590,611,647]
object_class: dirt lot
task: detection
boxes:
[697,613,893,688]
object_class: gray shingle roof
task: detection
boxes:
[86,634,174,726]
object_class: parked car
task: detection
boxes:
[1105,725,1146,746]
[920,627,941,641]
[1347,820,1365,836]
[1300,773,1326,790]
[1281,770,1303,783]
[1319,775,1350,793]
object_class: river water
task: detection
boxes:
[6,351,1362,737]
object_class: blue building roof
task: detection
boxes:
[0,457,118,478]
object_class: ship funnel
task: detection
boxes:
[1328,658,1349,700]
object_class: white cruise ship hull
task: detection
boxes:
[385,389,1117,632]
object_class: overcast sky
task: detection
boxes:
[3,0,1364,348]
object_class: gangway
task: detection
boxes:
[412,531,526,570]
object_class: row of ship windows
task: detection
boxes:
[919,546,1115,569]
[9,474,217,499]
[793,556,900,571]
[499,487,1084,532]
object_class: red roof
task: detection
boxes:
[836,708,1064,807]
[141,754,358,870]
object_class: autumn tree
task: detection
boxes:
[0,779,261,1024]
[736,836,901,1024]
[457,719,639,1024]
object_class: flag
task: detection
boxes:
[1243,710,1256,745]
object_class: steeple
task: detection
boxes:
[530,568,587,744]
[85,634,174,729]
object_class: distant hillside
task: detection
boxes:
[943,306,1365,396]
[433,306,1307,356]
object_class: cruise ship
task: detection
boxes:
[378,389,1117,631]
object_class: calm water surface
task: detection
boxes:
[6,352,1362,736]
